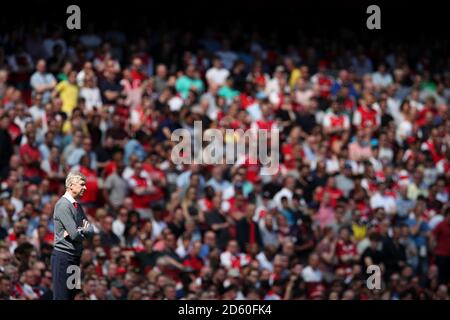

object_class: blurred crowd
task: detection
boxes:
[0,22,449,300]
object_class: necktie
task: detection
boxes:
[73,202,78,209]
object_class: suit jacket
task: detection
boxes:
[53,196,94,256]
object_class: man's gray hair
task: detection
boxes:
[65,171,86,189]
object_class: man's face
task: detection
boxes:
[166,234,176,249]
[309,254,319,268]
[112,286,122,298]
[340,229,349,241]
[204,232,216,246]
[25,271,36,285]
[165,286,176,300]
[0,279,11,294]
[83,138,92,151]
[68,72,77,84]
[103,217,113,232]
[0,117,9,130]
[186,66,195,78]
[37,60,46,73]
[192,242,201,255]
[144,240,153,253]
[285,176,296,190]
[156,65,167,77]
[0,253,11,266]
[69,178,87,198]
[27,131,36,145]
[213,59,222,68]
[42,271,52,286]
[228,241,238,254]
[132,58,143,70]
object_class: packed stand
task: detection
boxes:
[0,24,449,300]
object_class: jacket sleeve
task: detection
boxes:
[80,209,95,238]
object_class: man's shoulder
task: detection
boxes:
[56,195,70,203]
[55,196,71,209]
[30,72,41,80]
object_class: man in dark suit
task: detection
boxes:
[51,171,95,300]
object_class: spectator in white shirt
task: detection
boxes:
[77,61,96,87]
[205,56,230,86]
[216,40,238,70]
[370,182,397,214]
[30,59,56,104]
[301,253,323,282]
[112,207,129,246]
[80,73,102,112]
[409,88,424,111]
[372,63,393,89]
[206,166,232,193]
[273,175,296,210]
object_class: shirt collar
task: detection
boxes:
[63,192,77,204]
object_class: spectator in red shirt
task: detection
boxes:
[315,176,344,209]
[432,207,450,284]
[77,154,100,216]
[183,240,204,275]
[40,146,65,194]
[335,227,359,276]
[19,125,43,184]
[353,96,380,130]
[128,162,156,220]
